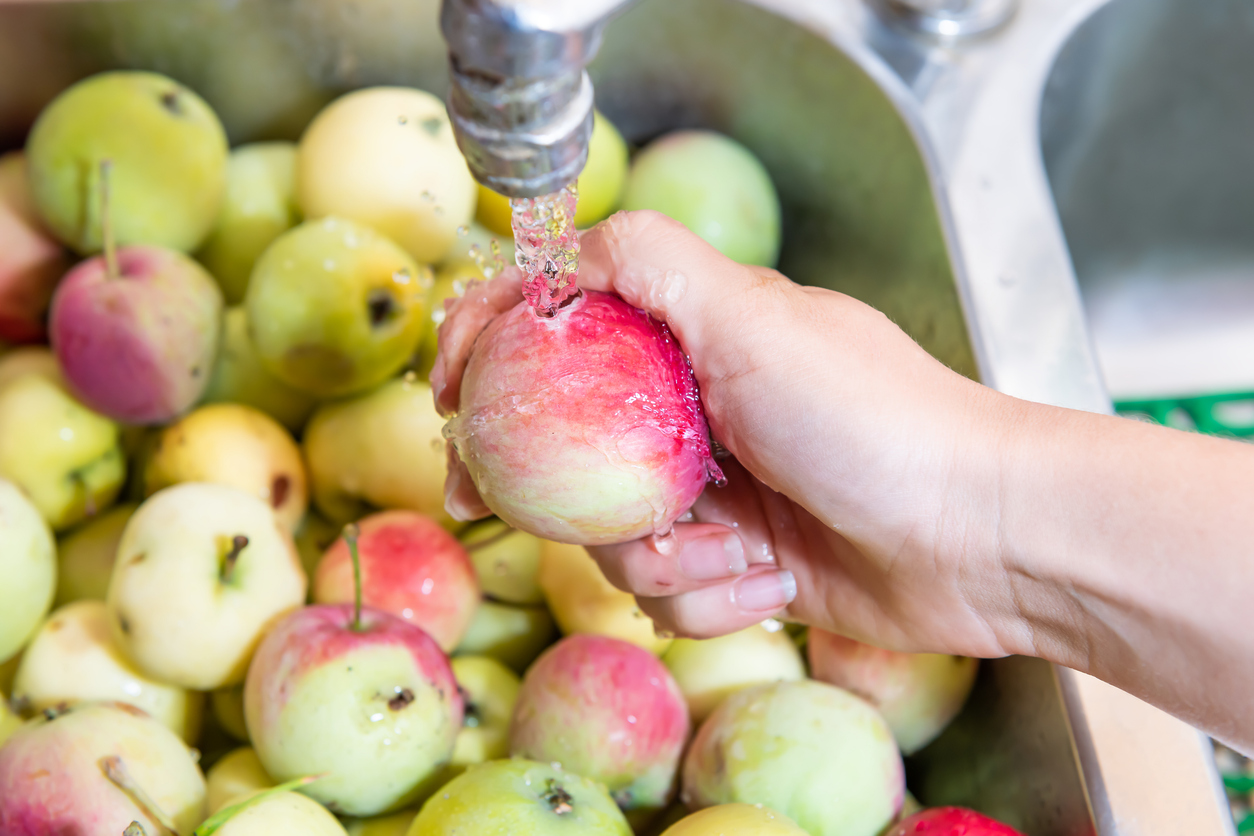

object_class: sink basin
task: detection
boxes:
[1041,0,1254,402]
[0,1,1235,834]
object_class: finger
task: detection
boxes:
[688,457,779,566]
[577,210,776,363]
[587,523,747,597]
[443,441,492,522]
[431,267,525,417]
[636,566,798,639]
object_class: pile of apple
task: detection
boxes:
[0,69,1023,836]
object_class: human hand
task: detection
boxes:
[432,210,1020,658]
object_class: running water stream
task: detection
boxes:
[509,183,581,315]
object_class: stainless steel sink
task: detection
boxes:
[0,0,1234,834]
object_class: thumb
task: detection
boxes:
[577,210,779,361]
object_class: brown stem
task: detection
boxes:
[100,756,179,835]
[221,535,249,584]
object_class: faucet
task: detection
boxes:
[440,0,637,199]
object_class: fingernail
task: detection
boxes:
[443,472,474,521]
[733,569,797,613]
[679,534,747,580]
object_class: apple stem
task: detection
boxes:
[100,756,179,835]
[124,823,148,836]
[543,779,574,815]
[464,525,514,554]
[221,535,249,585]
[344,523,364,632]
[100,159,120,281]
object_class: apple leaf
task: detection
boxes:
[193,775,323,836]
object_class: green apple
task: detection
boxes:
[0,372,125,531]
[682,680,904,836]
[461,518,544,605]
[539,540,671,655]
[622,130,781,267]
[476,110,629,234]
[346,810,418,836]
[408,759,632,836]
[0,478,56,663]
[0,345,60,390]
[246,217,429,398]
[0,702,206,834]
[213,788,348,836]
[12,600,203,742]
[304,375,450,527]
[107,482,308,690]
[455,600,556,673]
[206,746,274,814]
[660,804,808,836]
[0,691,21,748]
[297,87,476,264]
[54,502,136,605]
[446,656,520,776]
[144,402,308,532]
[197,141,300,304]
[662,623,805,724]
[213,684,250,741]
[25,70,228,254]
[202,306,321,434]
[245,604,462,816]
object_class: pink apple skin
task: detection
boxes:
[313,510,479,652]
[245,603,463,815]
[49,244,222,424]
[0,154,67,344]
[0,701,206,836]
[808,629,978,755]
[445,290,721,546]
[885,807,1026,836]
[509,634,690,810]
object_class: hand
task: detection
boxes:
[432,210,1019,657]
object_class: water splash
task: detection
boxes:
[510,183,580,315]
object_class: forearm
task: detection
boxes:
[984,394,1254,749]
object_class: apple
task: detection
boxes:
[445,291,719,545]
[808,629,979,754]
[304,375,451,527]
[245,217,429,398]
[50,233,224,426]
[407,759,632,836]
[0,372,125,531]
[202,306,321,434]
[345,810,417,836]
[461,518,544,606]
[206,746,274,814]
[0,702,206,835]
[297,87,476,264]
[660,804,808,836]
[0,692,21,748]
[25,70,228,254]
[144,402,308,532]
[197,141,301,304]
[212,684,250,741]
[0,345,60,389]
[211,788,349,836]
[622,131,780,267]
[107,482,308,690]
[661,623,806,724]
[0,652,19,695]
[0,478,56,663]
[245,602,463,816]
[454,599,556,673]
[476,110,628,235]
[295,509,341,580]
[313,510,480,651]
[54,502,136,606]
[12,600,204,742]
[539,540,671,655]
[885,807,1027,836]
[445,655,520,778]
[682,680,904,836]
[0,152,68,344]
[511,634,690,811]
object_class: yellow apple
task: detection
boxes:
[297,87,476,264]
[0,691,21,748]
[212,684,249,741]
[539,540,671,655]
[344,810,418,836]
[455,600,557,673]
[144,402,308,532]
[206,746,274,814]
[54,502,136,606]
[0,478,56,663]
[661,804,808,836]
[0,345,60,390]
[214,789,348,836]
[461,518,544,605]
[12,600,204,742]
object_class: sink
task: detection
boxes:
[1041,0,1254,402]
[0,1,1234,834]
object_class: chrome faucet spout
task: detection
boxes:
[440,0,637,199]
